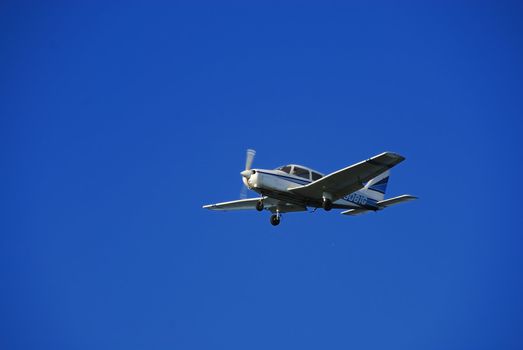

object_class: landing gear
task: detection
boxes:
[322,198,332,211]
[256,199,264,211]
[270,213,281,226]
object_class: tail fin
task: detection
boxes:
[361,171,390,201]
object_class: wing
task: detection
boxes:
[203,198,263,211]
[203,197,307,213]
[289,152,405,201]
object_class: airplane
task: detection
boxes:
[203,150,417,226]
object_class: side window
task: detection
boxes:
[292,166,310,180]
[280,166,292,174]
[311,172,322,181]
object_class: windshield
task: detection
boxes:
[276,165,292,174]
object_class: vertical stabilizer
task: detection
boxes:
[361,171,390,201]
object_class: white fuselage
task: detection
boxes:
[244,168,378,210]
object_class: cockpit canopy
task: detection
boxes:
[275,164,323,181]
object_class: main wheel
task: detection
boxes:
[270,214,280,226]
[256,200,264,211]
[322,198,332,211]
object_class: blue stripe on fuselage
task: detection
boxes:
[256,170,311,185]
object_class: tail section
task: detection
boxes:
[360,171,390,201]
[342,194,417,216]
[343,170,417,216]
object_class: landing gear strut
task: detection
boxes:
[322,198,332,211]
[270,212,281,226]
[256,199,264,211]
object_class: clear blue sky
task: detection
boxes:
[2,2,522,349]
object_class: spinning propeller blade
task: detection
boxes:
[240,185,248,199]
[240,149,256,198]
[245,149,256,170]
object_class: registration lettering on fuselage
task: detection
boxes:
[343,193,367,205]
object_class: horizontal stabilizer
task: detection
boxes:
[341,208,371,216]
[377,194,417,207]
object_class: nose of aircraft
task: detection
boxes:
[240,169,253,179]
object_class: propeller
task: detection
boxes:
[240,149,256,199]
[245,149,256,170]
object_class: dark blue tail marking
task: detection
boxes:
[368,177,389,194]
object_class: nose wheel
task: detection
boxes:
[270,213,281,226]
[271,210,281,226]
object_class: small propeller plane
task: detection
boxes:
[203,150,417,226]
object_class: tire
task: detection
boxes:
[322,198,332,211]
[256,200,264,211]
[270,214,280,226]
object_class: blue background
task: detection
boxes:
[2,2,522,349]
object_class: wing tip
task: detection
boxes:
[384,151,405,162]
[341,208,371,216]
[399,194,418,200]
